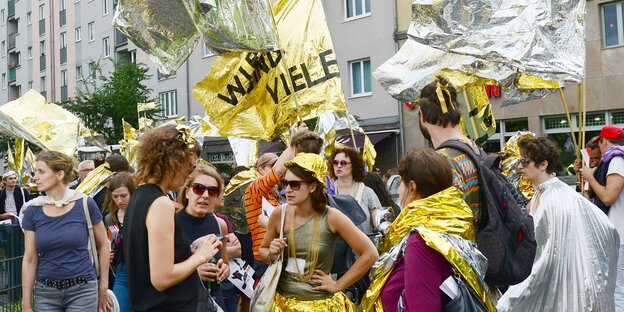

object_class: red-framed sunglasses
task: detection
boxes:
[191,183,221,197]
[332,160,351,167]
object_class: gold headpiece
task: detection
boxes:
[284,153,327,187]
[175,125,195,149]
[435,81,455,114]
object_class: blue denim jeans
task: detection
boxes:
[34,279,98,312]
[113,262,131,312]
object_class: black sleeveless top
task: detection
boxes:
[177,210,222,260]
[123,184,199,312]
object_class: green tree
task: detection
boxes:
[61,61,160,144]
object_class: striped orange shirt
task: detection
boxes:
[244,167,281,260]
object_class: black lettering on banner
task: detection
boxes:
[267,77,280,104]
[289,65,306,92]
[245,53,271,74]
[217,75,246,105]
[267,51,282,68]
[319,49,340,80]
[280,73,291,96]
[238,67,256,94]
[300,63,320,88]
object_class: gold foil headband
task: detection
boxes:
[435,81,455,114]
[175,125,195,149]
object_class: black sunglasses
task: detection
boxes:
[191,183,221,197]
[281,179,306,191]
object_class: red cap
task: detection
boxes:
[593,126,624,144]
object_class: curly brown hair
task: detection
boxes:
[177,165,224,209]
[518,136,560,174]
[398,149,452,199]
[328,147,365,182]
[134,125,197,185]
[35,150,77,185]
[291,130,323,154]
[419,76,462,127]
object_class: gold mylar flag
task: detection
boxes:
[14,138,24,174]
[7,143,15,171]
[194,0,347,140]
[458,86,497,146]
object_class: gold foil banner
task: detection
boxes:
[225,168,261,195]
[76,163,114,195]
[516,74,561,90]
[14,138,24,175]
[137,102,158,113]
[0,90,101,156]
[458,86,496,146]
[24,147,36,174]
[500,131,536,200]
[6,143,15,171]
[194,0,347,140]
[363,135,376,171]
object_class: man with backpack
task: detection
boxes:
[580,125,624,310]
[417,77,536,286]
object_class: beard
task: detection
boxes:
[418,118,432,142]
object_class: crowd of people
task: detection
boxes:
[6,77,624,311]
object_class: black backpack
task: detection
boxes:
[438,140,537,286]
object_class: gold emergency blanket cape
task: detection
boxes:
[0,90,101,155]
[362,187,495,311]
[270,291,355,312]
[498,178,620,312]
[194,0,347,140]
[76,163,114,196]
[222,169,261,234]
[375,0,584,106]
[499,131,535,200]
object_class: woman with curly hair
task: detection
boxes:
[498,136,620,311]
[123,125,222,311]
[21,151,111,312]
[103,172,135,312]
[328,147,382,235]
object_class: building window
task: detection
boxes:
[40,40,45,55]
[102,0,109,15]
[159,90,178,117]
[202,42,214,57]
[76,65,82,80]
[157,70,176,80]
[349,58,372,96]
[611,111,624,125]
[602,2,624,47]
[27,12,32,24]
[75,27,81,42]
[60,32,67,48]
[130,50,137,63]
[1,9,5,25]
[28,81,33,90]
[89,61,97,78]
[60,0,66,10]
[345,0,371,19]
[28,47,32,59]
[483,119,529,153]
[103,37,110,57]
[39,4,45,20]
[1,74,5,89]
[88,22,94,41]
[40,76,46,92]
[61,70,67,87]
[1,41,5,57]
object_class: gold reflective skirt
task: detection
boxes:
[270,292,356,312]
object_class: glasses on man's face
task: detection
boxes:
[281,179,305,191]
[191,183,221,197]
[332,160,351,167]
[81,168,94,173]
[518,158,533,167]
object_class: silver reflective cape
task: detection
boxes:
[498,178,619,312]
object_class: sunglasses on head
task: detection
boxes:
[332,160,351,167]
[191,183,221,197]
[518,158,533,167]
[281,179,305,191]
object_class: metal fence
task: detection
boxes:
[0,225,24,311]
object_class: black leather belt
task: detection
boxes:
[38,277,89,290]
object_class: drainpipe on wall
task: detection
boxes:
[186,59,191,120]
[393,0,405,161]
[49,0,55,101]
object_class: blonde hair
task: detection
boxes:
[177,165,224,208]
[35,151,77,185]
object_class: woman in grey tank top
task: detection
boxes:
[257,153,379,311]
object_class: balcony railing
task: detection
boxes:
[60,47,67,64]
[40,55,46,71]
[8,1,15,18]
[115,29,128,47]
[8,68,16,83]
[8,33,16,50]
[61,85,68,101]
[39,19,45,36]
[59,9,66,27]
